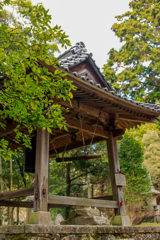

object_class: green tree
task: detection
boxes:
[118,133,151,207]
[0,0,75,159]
[103,0,160,103]
[126,123,159,143]
[49,143,111,220]
[124,123,160,186]
[142,130,160,187]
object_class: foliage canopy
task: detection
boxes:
[103,0,160,103]
[119,133,151,206]
[0,0,75,159]
[142,130,160,186]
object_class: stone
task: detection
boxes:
[62,208,110,225]
[69,208,100,219]
[61,235,78,240]
[113,215,131,226]
[140,214,154,224]
[98,236,116,240]
[2,226,24,234]
[25,224,51,234]
[55,214,64,225]
[61,216,110,225]
[29,211,52,225]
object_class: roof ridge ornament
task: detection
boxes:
[71,42,87,55]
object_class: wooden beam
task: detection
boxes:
[0,187,34,201]
[0,200,33,208]
[118,114,157,123]
[0,123,27,138]
[34,128,49,212]
[112,129,125,138]
[0,200,70,209]
[50,133,70,143]
[56,154,103,162]
[93,195,113,201]
[48,194,118,209]
[49,136,103,156]
[0,123,16,137]
[50,130,79,144]
[65,117,109,139]
[56,98,109,124]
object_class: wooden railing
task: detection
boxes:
[0,188,118,209]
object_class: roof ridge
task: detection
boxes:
[58,42,89,60]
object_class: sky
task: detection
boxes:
[32,0,131,69]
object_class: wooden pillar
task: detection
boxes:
[107,131,130,226]
[29,128,51,224]
[34,128,49,211]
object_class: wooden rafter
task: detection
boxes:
[65,116,108,139]
[50,136,103,156]
[56,154,103,162]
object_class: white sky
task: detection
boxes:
[31,0,130,69]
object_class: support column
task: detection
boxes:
[29,128,52,225]
[107,131,130,226]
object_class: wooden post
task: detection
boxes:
[107,131,130,226]
[34,128,49,212]
[29,128,51,224]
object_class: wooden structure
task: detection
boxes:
[0,42,159,225]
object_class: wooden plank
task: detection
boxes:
[65,117,109,139]
[0,187,34,200]
[56,155,103,162]
[34,128,49,211]
[0,200,33,208]
[48,194,118,209]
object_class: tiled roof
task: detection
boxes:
[58,42,89,68]
[58,42,160,113]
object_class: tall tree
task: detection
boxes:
[0,0,75,160]
[103,0,160,103]
[118,133,151,207]
[142,130,160,187]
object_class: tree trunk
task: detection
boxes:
[87,174,91,198]
[10,157,14,224]
[0,155,5,225]
[17,207,19,225]
[66,164,71,219]
[17,179,19,224]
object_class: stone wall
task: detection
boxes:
[0,225,160,240]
